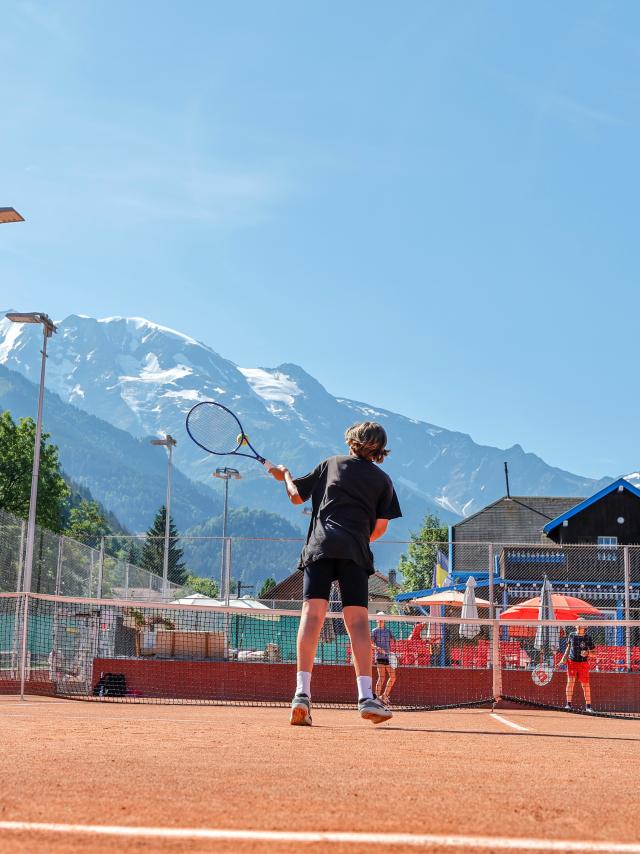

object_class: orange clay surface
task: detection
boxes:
[1,697,639,853]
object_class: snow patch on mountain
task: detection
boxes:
[239,367,301,405]
[0,320,24,363]
[435,494,463,516]
[162,389,202,402]
[120,352,193,385]
[98,316,200,347]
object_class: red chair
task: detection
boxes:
[393,639,431,667]
[452,640,489,669]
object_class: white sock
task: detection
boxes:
[296,671,311,697]
[357,675,373,701]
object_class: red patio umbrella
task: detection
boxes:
[500,593,601,622]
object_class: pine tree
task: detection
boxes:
[141,506,187,586]
[397,513,448,593]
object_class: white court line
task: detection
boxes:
[0,823,639,851]
[490,712,530,732]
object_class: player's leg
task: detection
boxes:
[376,664,386,697]
[290,561,332,726]
[343,606,373,679]
[580,666,593,711]
[384,665,396,702]
[297,599,329,673]
[339,561,392,724]
[375,664,387,698]
[565,666,576,709]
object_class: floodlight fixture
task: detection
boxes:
[0,207,24,223]
[6,312,57,337]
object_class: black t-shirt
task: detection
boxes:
[566,632,595,662]
[293,455,402,573]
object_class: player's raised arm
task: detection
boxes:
[263,461,303,504]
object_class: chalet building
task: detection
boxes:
[451,495,581,576]
[427,478,640,621]
[543,479,640,546]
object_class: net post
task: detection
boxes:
[97,537,105,600]
[624,546,631,671]
[55,535,64,596]
[491,618,502,703]
[19,592,30,701]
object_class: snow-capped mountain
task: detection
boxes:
[0,312,613,535]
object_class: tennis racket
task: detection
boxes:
[185,401,283,478]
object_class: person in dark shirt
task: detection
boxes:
[558,619,596,712]
[265,421,402,726]
[372,613,397,705]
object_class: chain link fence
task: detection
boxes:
[0,508,184,600]
[2,507,640,621]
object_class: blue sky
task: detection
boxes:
[1,1,639,480]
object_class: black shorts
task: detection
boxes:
[375,656,390,666]
[302,558,369,608]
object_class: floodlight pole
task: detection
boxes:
[5,312,56,700]
[213,468,241,606]
[150,435,177,600]
[22,320,54,596]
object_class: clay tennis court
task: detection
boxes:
[1,697,639,853]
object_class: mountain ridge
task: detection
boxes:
[0,312,615,538]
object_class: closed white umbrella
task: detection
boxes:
[459,576,481,640]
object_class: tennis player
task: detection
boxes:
[558,619,595,713]
[372,613,397,705]
[266,421,402,726]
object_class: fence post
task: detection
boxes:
[97,537,105,600]
[11,522,26,675]
[488,543,495,619]
[624,546,631,671]
[17,520,26,593]
[491,618,502,704]
[223,538,232,606]
[124,563,130,599]
[55,535,64,596]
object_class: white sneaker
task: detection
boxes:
[290,693,312,726]
[358,696,393,724]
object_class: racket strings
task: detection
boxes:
[187,403,242,454]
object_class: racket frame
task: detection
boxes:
[185,401,266,464]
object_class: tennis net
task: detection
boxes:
[1,593,638,717]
